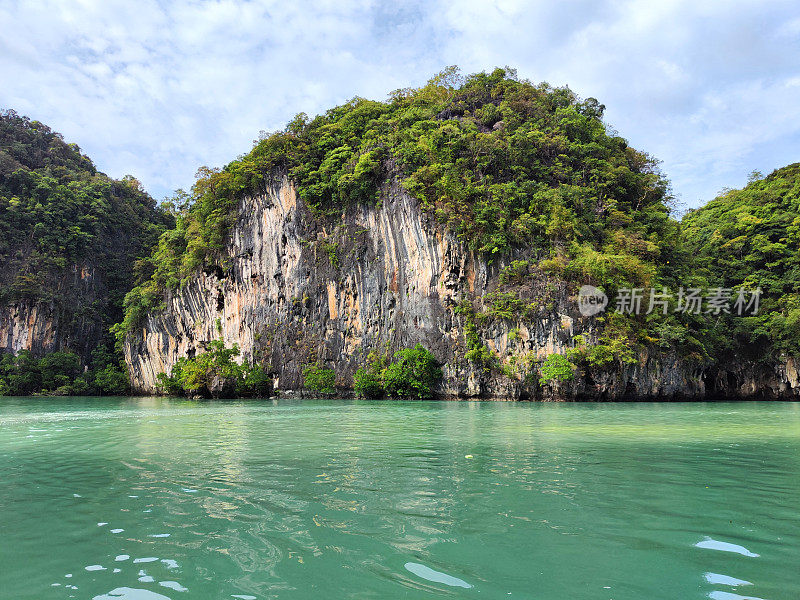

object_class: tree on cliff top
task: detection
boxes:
[682,163,800,360]
[118,67,798,377]
[121,67,676,337]
[0,109,173,358]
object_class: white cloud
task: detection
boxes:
[0,0,798,207]
[433,0,800,204]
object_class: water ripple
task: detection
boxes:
[2,398,799,598]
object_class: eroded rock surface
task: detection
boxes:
[123,178,799,400]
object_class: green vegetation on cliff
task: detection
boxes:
[0,110,172,395]
[121,68,676,343]
[120,67,799,385]
[0,110,172,308]
[354,345,442,399]
[0,347,129,396]
[302,363,336,394]
[4,68,798,398]
[682,164,800,360]
[156,340,272,398]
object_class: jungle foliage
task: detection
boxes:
[156,340,272,398]
[121,67,678,338]
[0,347,129,396]
[121,68,799,373]
[302,363,336,394]
[0,110,172,308]
[538,353,575,385]
[5,68,799,398]
[681,165,800,360]
[0,110,173,393]
[354,345,442,399]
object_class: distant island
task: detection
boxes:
[1,68,798,400]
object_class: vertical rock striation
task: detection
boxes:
[123,178,799,400]
[0,264,104,357]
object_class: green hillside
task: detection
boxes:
[0,109,172,394]
[122,68,798,386]
[682,164,800,360]
[121,68,681,361]
[2,68,797,397]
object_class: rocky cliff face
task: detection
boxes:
[124,177,799,400]
[0,302,59,355]
[0,264,105,357]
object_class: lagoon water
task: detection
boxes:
[1,398,799,599]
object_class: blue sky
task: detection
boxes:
[1,0,798,208]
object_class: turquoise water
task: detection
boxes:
[1,398,799,600]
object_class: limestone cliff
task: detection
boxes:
[123,178,799,400]
[0,264,105,357]
[0,109,172,365]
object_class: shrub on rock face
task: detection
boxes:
[538,353,574,385]
[353,368,383,398]
[382,344,442,399]
[92,362,129,395]
[302,363,336,394]
[177,340,242,397]
[155,341,272,398]
[38,351,81,391]
[239,364,273,398]
[353,352,387,399]
[90,347,130,395]
[0,349,125,396]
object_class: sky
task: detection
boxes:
[1,0,798,209]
